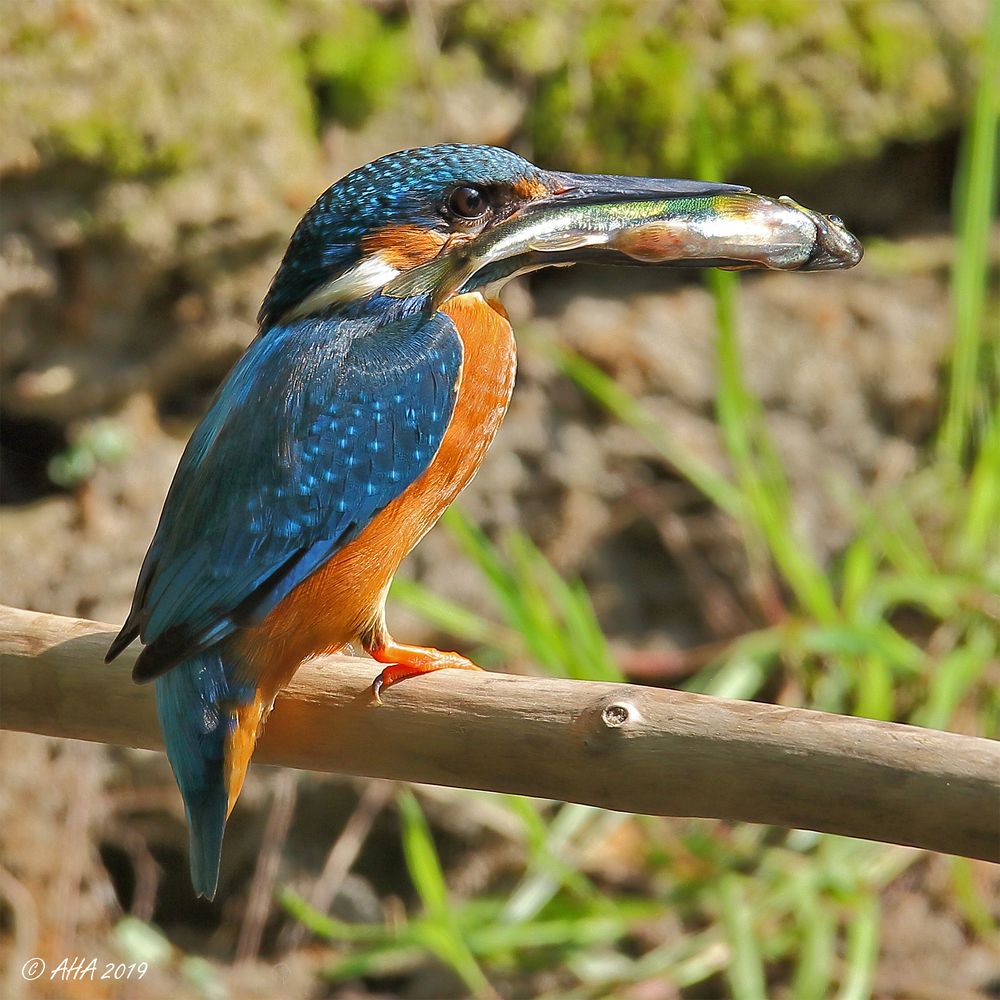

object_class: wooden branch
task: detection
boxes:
[1,604,997,861]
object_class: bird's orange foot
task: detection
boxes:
[367,640,483,703]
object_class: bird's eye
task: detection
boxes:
[448,186,489,220]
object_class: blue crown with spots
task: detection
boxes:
[259,144,545,327]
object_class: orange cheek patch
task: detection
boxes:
[513,176,551,200]
[361,224,447,269]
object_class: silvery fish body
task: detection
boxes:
[387,191,862,301]
[608,195,862,271]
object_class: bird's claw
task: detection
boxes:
[369,650,484,705]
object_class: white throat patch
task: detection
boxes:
[281,253,401,322]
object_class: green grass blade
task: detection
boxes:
[836,894,880,1000]
[502,803,603,924]
[323,943,429,981]
[545,342,743,516]
[957,398,1000,569]
[397,789,493,997]
[692,120,840,625]
[857,492,937,578]
[507,533,577,673]
[939,0,1000,463]
[692,652,771,700]
[867,571,974,621]
[913,622,996,730]
[718,874,768,1000]
[411,922,494,998]
[442,508,623,681]
[684,626,784,698]
[949,857,1000,941]
[443,508,524,624]
[789,874,836,1000]
[469,911,640,954]
[512,534,622,681]
[840,538,877,621]
[397,788,449,918]
[279,887,391,943]
[709,264,840,625]
[853,654,895,721]
[389,575,512,650]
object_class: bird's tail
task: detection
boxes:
[154,645,259,900]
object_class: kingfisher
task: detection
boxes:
[106,144,861,898]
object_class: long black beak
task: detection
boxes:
[542,170,750,204]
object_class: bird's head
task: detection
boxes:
[260,143,861,327]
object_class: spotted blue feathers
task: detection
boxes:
[111,310,463,681]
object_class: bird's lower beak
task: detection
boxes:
[385,171,862,302]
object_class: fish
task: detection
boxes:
[385,190,863,302]
[607,195,864,271]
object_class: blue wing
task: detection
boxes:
[109,309,463,679]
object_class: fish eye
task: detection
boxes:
[827,214,844,226]
[447,186,489,220]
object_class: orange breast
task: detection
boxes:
[241,292,517,675]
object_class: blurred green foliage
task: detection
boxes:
[2,0,315,176]
[462,0,974,175]
[2,0,984,180]
[303,4,414,127]
[47,418,131,489]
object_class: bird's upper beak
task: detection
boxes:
[543,170,751,204]
[385,171,863,303]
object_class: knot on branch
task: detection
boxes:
[577,689,644,751]
[602,702,635,728]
